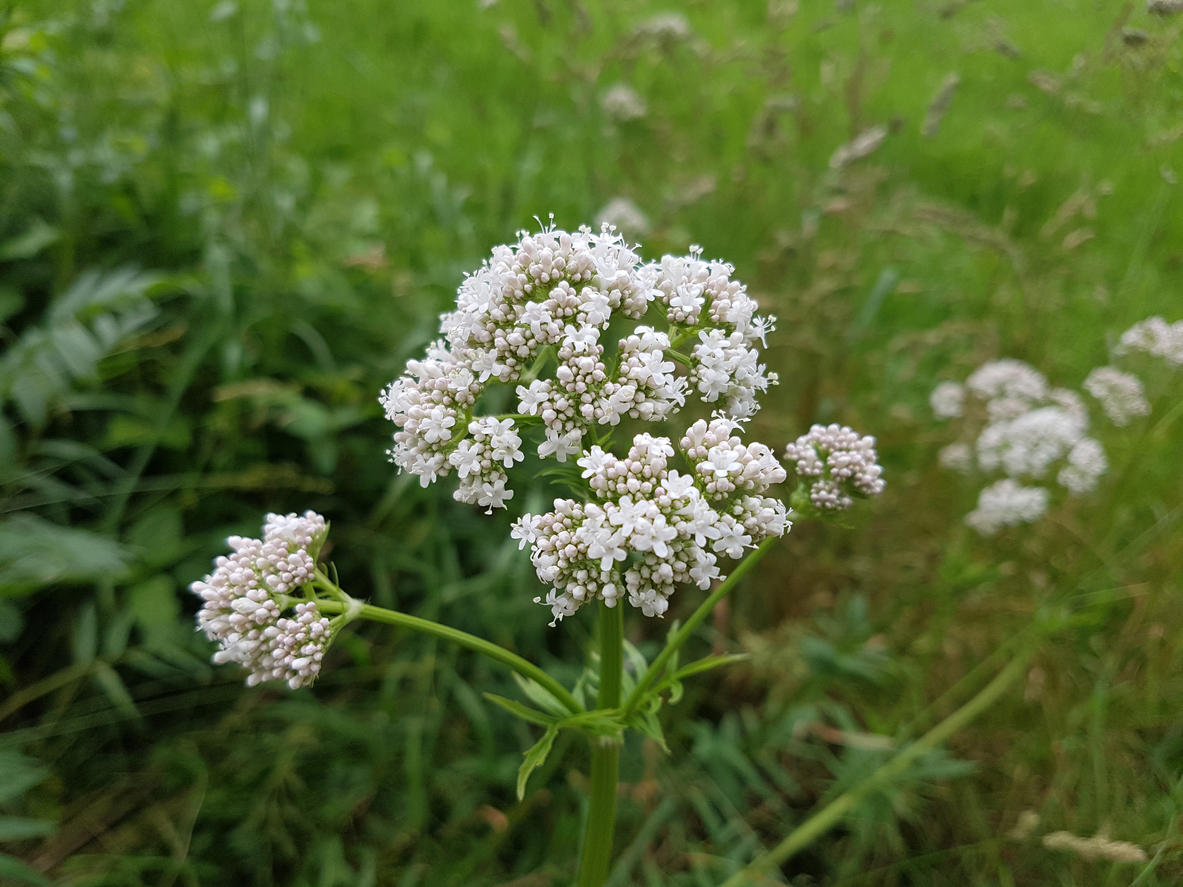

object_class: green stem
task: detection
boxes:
[314,599,581,715]
[576,602,624,887]
[718,646,1036,887]
[622,537,777,718]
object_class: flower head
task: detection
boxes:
[522,418,789,625]
[930,381,966,419]
[381,222,776,513]
[1116,316,1183,366]
[1083,366,1150,426]
[783,424,885,513]
[965,479,1049,536]
[933,357,1110,531]
[190,511,333,688]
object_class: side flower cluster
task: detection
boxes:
[930,359,1106,535]
[1116,316,1183,367]
[511,417,789,625]
[380,223,777,512]
[782,424,886,512]
[190,511,334,689]
[1083,367,1149,427]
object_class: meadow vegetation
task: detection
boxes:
[1,1,1181,884]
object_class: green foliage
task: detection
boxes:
[1,0,1181,885]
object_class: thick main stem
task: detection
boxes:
[315,599,581,714]
[622,537,776,718]
[576,602,624,887]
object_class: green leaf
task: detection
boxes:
[666,678,684,706]
[628,708,669,753]
[0,753,48,805]
[126,507,184,564]
[621,638,649,697]
[0,218,58,261]
[516,724,558,800]
[49,323,102,381]
[102,609,134,660]
[0,266,164,424]
[91,662,141,724]
[482,693,557,728]
[0,600,22,644]
[72,601,97,664]
[0,414,14,468]
[0,853,52,886]
[103,413,193,451]
[511,672,572,718]
[667,653,751,685]
[0,289,25,325]
[0,817,55,842]
[127,576,181,648]
[0,515,130,597]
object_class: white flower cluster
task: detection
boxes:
[782,424,886,512]
[976,406,1091,479]
[512,417,789,625]
[929,380,966,419]
[632,11,693,42]
[381,223,777,512]
[965,358,1052,420]
[1083,367,1150,427]
[190,511,333,689]
[965,479,1050,536]
[931,359,1106,535]
[1116,316,1183,367]
[601,83,648,122]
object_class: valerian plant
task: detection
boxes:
[188,221,887,885]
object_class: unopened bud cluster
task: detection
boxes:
[782,424,886,512]
[380,223,777,513]
[512,417,788,625]
[190,511,333,688]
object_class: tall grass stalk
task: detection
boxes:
[720,645,1038,886]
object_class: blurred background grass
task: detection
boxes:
[1,0,1181,884]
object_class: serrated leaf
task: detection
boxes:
[0,266,165,424]
[0,515,130,597]
[49,323,101,380]
[516,724,558,800]
[482,693,557,728]
[511,672,572,718]
[629,708,669,753]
